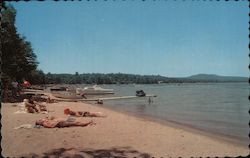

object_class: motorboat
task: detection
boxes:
[76,85,114,95]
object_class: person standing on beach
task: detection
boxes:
[11,80,18,98]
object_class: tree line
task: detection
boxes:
[33,72,178,84]
[33,71,219,85]
[29,72,248,85]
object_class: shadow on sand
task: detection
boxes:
[22,146,152,158]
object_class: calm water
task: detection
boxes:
[78,83,249,145]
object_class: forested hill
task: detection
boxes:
[187,74,248,82]
[30,72,248,84]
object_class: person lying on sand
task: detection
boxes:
[23,98,39,113]
[64,108,106,117]
[35,116,95,128]
[23,97,48,113]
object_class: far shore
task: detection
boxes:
[1,100,248,157]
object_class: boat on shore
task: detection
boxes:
[51,91,84,99]
[49,85,114,99]
[76,85,114,95]
[49,86,82,99]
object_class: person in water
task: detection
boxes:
[64,108,106,117]
[35,116,95,128]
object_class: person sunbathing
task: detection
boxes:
[23,98,39,113]
[23,98,48,113]
[64,108,106,117]
[35,116,95,128]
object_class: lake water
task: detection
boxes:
[76,83,249,146]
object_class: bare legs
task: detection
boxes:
[27,106,39,113]
[56,120,95,128]
[88,112,106,117]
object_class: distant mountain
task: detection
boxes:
[186,74,248,82]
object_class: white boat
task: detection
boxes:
[76,85,114,95]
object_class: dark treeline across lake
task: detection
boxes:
[77,82,248,146]
[30,72,248,85]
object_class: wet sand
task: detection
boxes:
[1,101,249,157]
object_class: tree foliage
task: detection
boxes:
[1,3,38,84]
[36,73,174,84]
[29,72,247,85]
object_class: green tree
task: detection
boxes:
[27,70,46,85]
[1,3,38,90]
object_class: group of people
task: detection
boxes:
[23,97,106,128]
[23,97,48,113]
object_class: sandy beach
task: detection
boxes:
[1,101,249,157]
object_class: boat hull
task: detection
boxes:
[76,87,114,95]
[81,90,114,95]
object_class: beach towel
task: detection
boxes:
[14,105,28,114]
[66,116,76,122]
[18,102,25,108]
[40,111,48,114]
[14,110,28,114]
[14,124,44,129]
[14,102,27,114]
[14,110,50,114]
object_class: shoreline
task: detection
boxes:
[92,102,248,148]
[1,101,248,157]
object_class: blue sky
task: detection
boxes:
[11,1,248,77]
